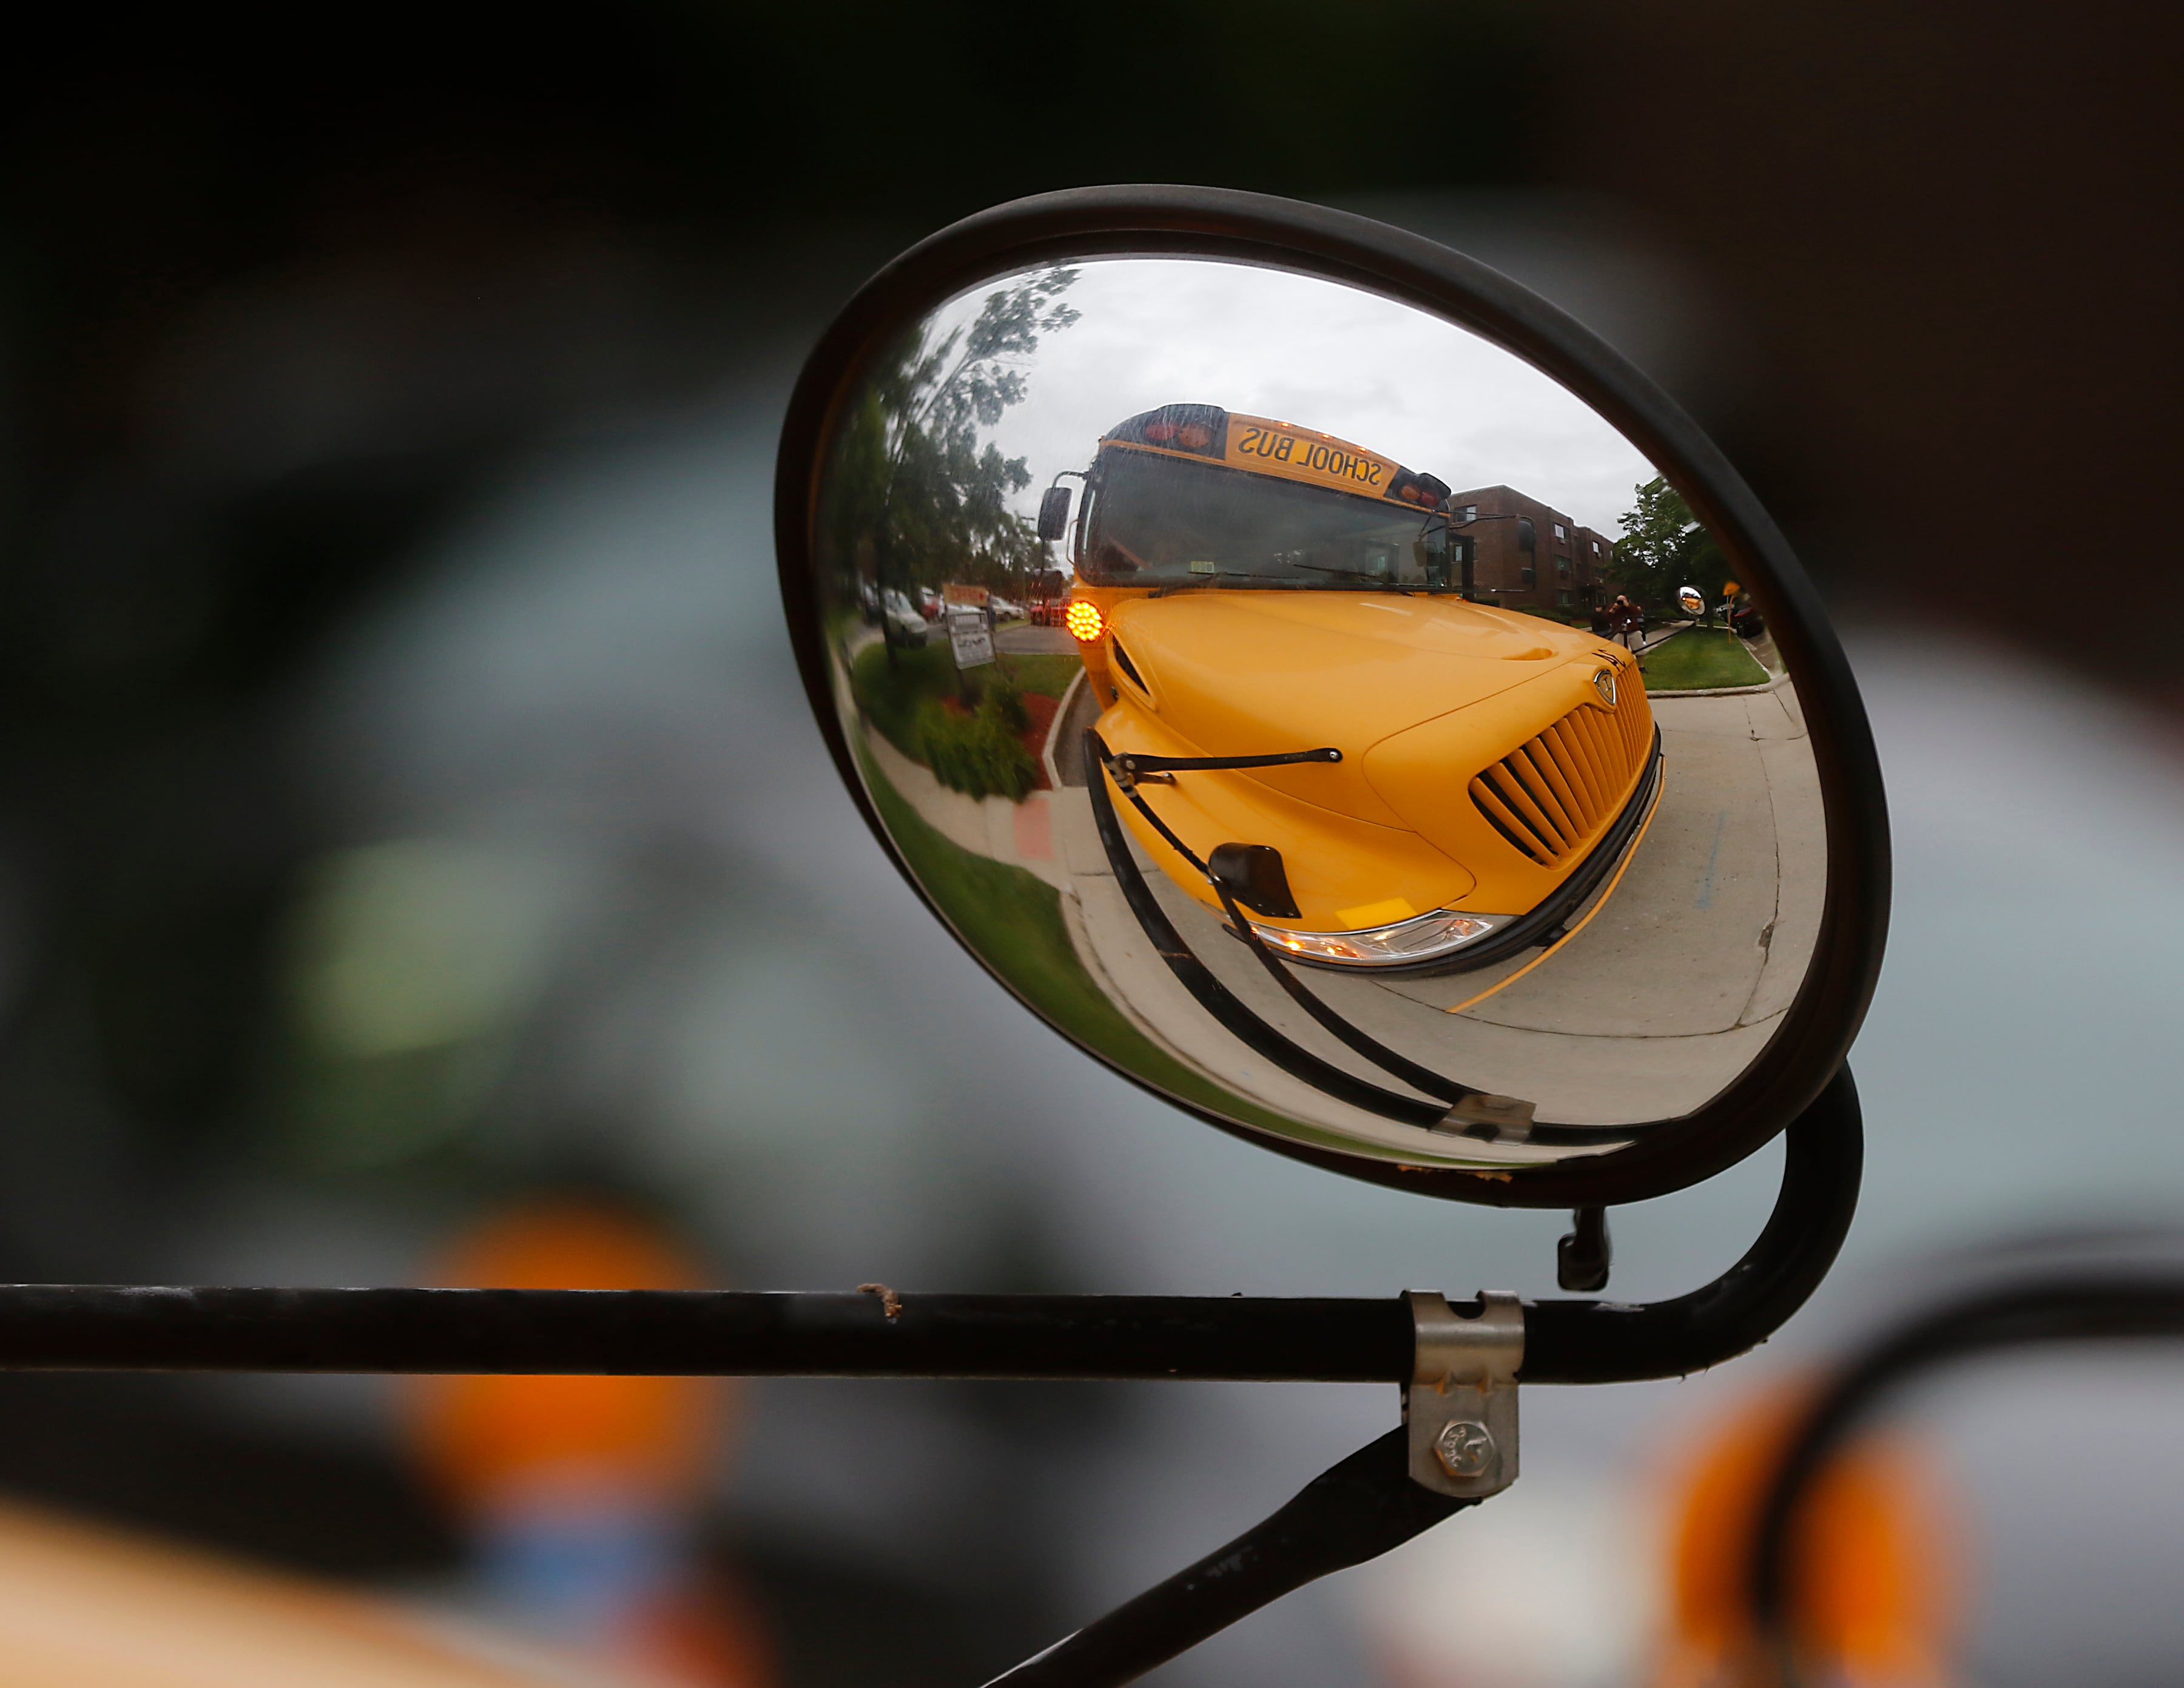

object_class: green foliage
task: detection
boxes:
[824,270,1082,612]
[924,692,1037,802]
[1640,628,1768,690]
[1610,476,1726,613]
[854,748,1318,1147]
[851,638,1053,804]
[851,638,960,757]
[980,669,1030,735]
[996,653,1080,701]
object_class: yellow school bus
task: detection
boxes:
[0,1499,600,1688]
[1060,403,1659,974]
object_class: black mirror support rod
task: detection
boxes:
[0,1071,1858,1379]
[1528,1066,1862,1383]
[1557,1206,1613,1292]
[1747,1266,2184,1687]
[970,1076,1859,1688]
[983,1428,1477,1688]
[0,1079,1855,1688]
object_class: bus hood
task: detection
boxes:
[1102,591,1609,829]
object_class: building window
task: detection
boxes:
[1455,504,1477,525]
[1558,589,1574,607]
[1520,562,1535,586]
[1555,556,1571,580]
[1552,522,1568,541]
[1590,539,1600,555]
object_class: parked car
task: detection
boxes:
[881,590,928,647]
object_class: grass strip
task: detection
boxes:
[994,652,1082,700]
[857,746,1327,1143]
[1641,627,1768,690]
[851,638,963,758]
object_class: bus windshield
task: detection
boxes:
[1079,448,1457,590]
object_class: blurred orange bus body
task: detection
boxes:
[0,1499,624,1688]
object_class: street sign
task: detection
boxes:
[948,606,994,669]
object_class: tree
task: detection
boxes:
[1609,476,1724,613]
[825,269,1079,649]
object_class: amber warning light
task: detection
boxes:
[1067,601,1105,642]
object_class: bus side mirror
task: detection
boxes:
[1037,485,1072,542]
[774,187,1889,1211]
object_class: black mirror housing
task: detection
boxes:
[772,184,1892,1210]
[1037,484,1073,541]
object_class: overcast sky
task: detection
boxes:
[923,258,1660,539]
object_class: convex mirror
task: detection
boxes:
[776,189,1887,1206]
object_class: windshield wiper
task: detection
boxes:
[1108,744,1343,792]
[1288,562,1421,590]
[1147,567,1295,595]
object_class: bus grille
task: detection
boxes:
[1469,699,1649,866]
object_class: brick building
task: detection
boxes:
[1444,484,1620,614]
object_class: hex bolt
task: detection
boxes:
[1432,1418,1498,1479]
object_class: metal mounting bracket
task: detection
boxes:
[1404,1289,1523,1498]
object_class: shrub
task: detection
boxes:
[923,703,1036,801]
[851,638,959,758]
[980,669,1030,735]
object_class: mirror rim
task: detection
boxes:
[774,184,1890,1209]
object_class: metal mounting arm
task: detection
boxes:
[0,1076,1860,1688]
[0,1070,1859,1380]
[963,1079,1858,1686]
[982,1428,1475,1688]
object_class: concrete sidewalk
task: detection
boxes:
[1046,681,1822,1136]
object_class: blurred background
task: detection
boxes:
[0,2,2180,1683]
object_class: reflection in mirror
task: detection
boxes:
[806,258,1823,1170]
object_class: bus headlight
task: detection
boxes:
[1245,906,1511,967]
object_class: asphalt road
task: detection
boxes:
[995,623,1079,655]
